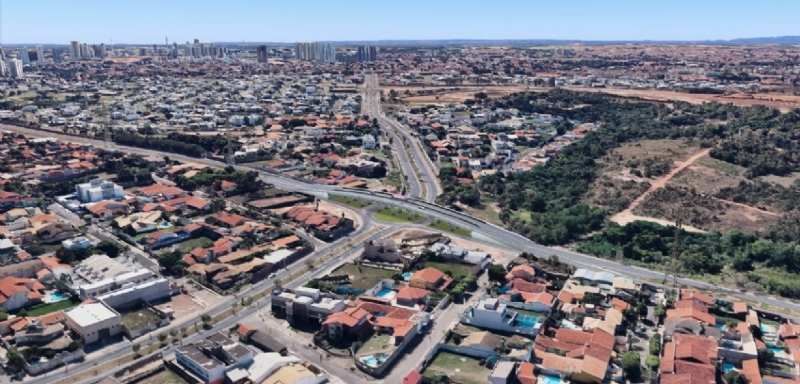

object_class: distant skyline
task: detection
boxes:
[2,0,799,45]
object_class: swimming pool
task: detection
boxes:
[513,313,541,329]
[402,272,412,281]
[539,374,562,384]
[359,353,388,368]
[43,291,68,304]
[375,287,395,299]
[768,344,784,354]
[722,361,736,373]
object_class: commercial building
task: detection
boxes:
[256,45,269,63]
[75,179,124,203]
[64,301,122,344]
[8,58,23,79]
[295,42,336,63]
[271,287,347,325]
[175,332,254,384]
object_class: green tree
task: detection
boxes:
[96,240,123,258]
[649,337,662,356]
[621,351,641,381]
[487,264,506,283]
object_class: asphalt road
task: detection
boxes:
[362,74,441,202]
[5,122,800,382]
[5,123,799,314]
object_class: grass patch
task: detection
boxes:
[142,369,189,384]
[422,261,474,280]
[121,308,161,331]
[422,351,490,384]
[356,334,394,356]
[374,206,425,224]
[512,210,532,223]
[385,170,405,190]
[329,263,396,290]
[329,194,371,209]
[429,219,471,238]
[159,236,214,255]
[24,298,80,317]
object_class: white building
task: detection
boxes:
[461,298,541,336]
[75,179,124,203]
[64,301,121,344]
[8,58,23,79]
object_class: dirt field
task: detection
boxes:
[564,86,800,112]
[624,152,785,234]
[383,85,537,105]
[586,139,701,214]
[388,228,517,263]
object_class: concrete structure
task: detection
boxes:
[75,179,124,203]
[271,287,346,325]
[461,298,541,336]
[175,332,254,384]
[65,301,122,344]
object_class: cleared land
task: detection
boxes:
[633,154,784,234]
[383,85,536,105]
[564,86,800,112]
[422,351,490,384]
[329,263,396,290]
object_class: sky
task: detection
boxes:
[1,0,799,44]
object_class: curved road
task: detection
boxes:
[4,122,800,383]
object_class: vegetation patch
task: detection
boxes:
[373,206,425,224]
[428,219,471,238]
[328,194,371,209]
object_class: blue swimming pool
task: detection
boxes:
[540,374,561,384]
[769,344,784,354]
[513,313,541,329]
[43,291,68,304]
[375,287,394,298]
[359,353,388,368]
[402,272,412,281]
[722,361,736,373]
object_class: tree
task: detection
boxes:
[649,336,662,356]
[132,344,141,357]
[0,310,7,321]
[96,240,123,258]
[621,351,641,381]
[723,371,746,384]
[487,264,506,283]
[645,355,660,371]
[209,198,226,213]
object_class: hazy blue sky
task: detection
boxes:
[2,0,798,44]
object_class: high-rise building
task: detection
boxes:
[70,41,81,59]
[17,48,30,65]
[8,58,23,78]
[256,45,269,63]
[295,42,336,63]
[0,59,7,77]
[357,45,378,62]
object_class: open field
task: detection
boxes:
[563,86,800,112]
[422,351,490,384]
[330,263,396,290]
[383,85,536,105]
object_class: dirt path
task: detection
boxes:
[610,148,711,229]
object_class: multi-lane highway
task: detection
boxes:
[3,123,800,318]
[4,110,800,383]
[362,74,442,202]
